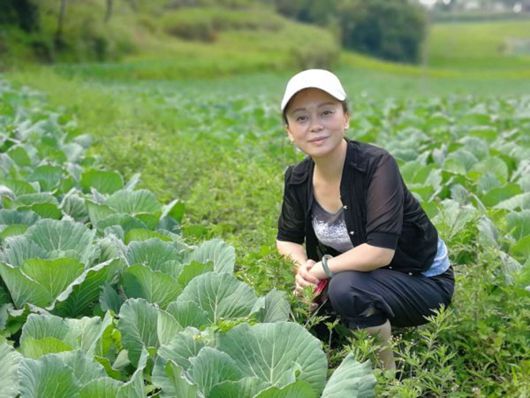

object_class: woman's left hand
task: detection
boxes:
[308,261,328,280]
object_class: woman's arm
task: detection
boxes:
[276,240,320,291]
[276,240,307,269]
[309,243,395,280]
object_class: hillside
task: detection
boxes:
[0,1,339,77]
[3,1,530,83]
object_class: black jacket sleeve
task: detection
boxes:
[277,166,306,244]
[365,153,403,250]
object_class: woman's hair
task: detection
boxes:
[282,100,350,125]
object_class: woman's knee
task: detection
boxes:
[327,271,373,314]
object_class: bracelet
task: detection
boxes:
[321,254,334,278]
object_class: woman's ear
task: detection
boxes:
[344,112,351,129]
[285,124,295,142]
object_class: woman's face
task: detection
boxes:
[284,88,349,159]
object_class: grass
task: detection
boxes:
[427,20,530,70]
[340,19,530,80]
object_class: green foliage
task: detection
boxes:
[0,340,22,397]
[0,0,139,65]
[20,71,529,396]
[271,0,428,63]
[0,77,376,397]
[4,36,530,394]
[1,0,338,72]
[337,0,427,63]
[161,7,285,42]
[0,0,39,32]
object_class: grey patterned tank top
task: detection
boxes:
[311,199,354,253]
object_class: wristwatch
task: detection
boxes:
[321,254,334,278]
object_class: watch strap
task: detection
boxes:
[321,254,334,278]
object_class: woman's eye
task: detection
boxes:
[296,115,308,122]
[322,110,334,116]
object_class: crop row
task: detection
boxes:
[0,79,376,397]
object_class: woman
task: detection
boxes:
[276,69,454,370]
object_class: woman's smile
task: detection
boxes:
[309,136,329,145]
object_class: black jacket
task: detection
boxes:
[277,138,438,275]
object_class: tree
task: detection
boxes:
[105,0,114,23]
[0,0,39,32]
[269,0,428,63]
[55,0,68,49]
[337,0,427,63]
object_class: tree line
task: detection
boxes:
[266,0,428,63]
[1,0,433,64]
[0,0,132,47]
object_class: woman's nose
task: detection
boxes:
[309,116,323,131]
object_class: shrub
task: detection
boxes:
[161,7,285,42]
[0,0,40,32]
[271,0,428,64]
[337,0,427,63]
[161,10,217,42]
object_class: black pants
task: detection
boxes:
[325,267,454,328]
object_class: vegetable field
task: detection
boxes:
[0,79,378,396]
[1,72,529,397]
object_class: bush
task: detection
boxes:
[337,0,427,63]
[162,10,217,42]
[0,0,138,64]
[167,0,255,8]
[28,35,55,63]
[289,39,340,69]
[271,0,428,64]
[161,7,285,42]
[0,0,39,32]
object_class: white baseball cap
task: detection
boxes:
[280,69,347,112]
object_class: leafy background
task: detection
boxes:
[0,80,378,397]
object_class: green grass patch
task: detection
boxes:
[427,19,530,70]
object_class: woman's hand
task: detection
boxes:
[294,259,320,294]
[308,261,328,280]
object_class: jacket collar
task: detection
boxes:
[344,138,368,173]
[287,138,368,185]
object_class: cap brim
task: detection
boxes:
[281,84,346,112]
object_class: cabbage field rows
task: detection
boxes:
[1,74,530,397]
[122,82,530,396]
[0,79,377,397]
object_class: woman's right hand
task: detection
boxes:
[294,259,320,294]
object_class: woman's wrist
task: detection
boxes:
[310,257,332,280]
[321,254,334,278]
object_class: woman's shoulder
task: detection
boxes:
[283,156,313,185]
[348,138,391,157]
[346,139,395,171]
